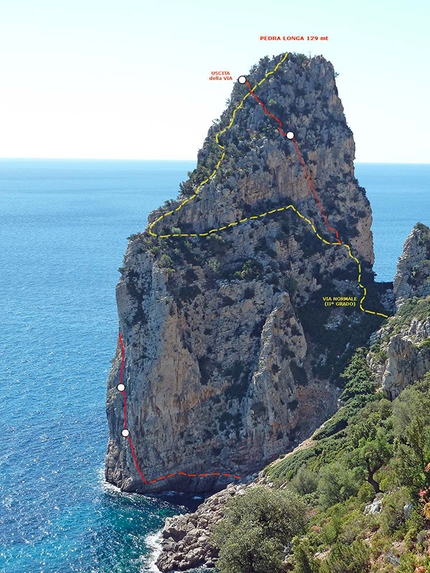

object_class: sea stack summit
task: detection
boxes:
[105,52,387,494]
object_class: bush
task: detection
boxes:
[235,259,264,280]
[318,463,360,510]
[215,524,285,573]
[206,258,221,274]
[357,482,375,504]
[397,551,430,573]
[379,487,412,534]
[157,253,174,269]
[212,486,307,573]
[314,349,378,441]
[292,465,319,495]
[320,540,370,573]
[339,348,375,402]
[392,376,430,488]
[292,537,321,573]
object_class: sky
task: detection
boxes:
[0,0,429,162]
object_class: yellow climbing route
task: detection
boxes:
[147,51,388,319]
[148,51,289,240]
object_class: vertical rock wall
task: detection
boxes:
[105,52,382,493]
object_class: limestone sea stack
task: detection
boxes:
[105,52,386,494]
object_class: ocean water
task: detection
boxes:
[355,163,430,282]
[0,159,429,573]
[0,160,198,573]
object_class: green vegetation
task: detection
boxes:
[158,253,174,270]
[212,487,306,573]
[309,348,378,442]
[418,338,430,350]
[211,362,430,572]
[370,341,389,364]
[234,259,264,280]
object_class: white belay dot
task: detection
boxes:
[121,429,130,437]
[286,131,295,139]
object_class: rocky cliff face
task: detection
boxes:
[393,223,430,309]
[154,223,430,573]
[370,223,430,399]
[105,52,387,494]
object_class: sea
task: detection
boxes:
[0,160,429,573]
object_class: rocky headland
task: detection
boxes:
[105,52,390,496]
[103,50,430,573]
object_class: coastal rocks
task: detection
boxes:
[394,223,430,309]
[155,484,250,572]
[105,52,385,494]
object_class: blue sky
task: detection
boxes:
[0,0,429,162]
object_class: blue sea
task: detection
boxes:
[0,160,429,573]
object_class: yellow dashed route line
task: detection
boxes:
[148,51,289,239]
[147,51,388,320]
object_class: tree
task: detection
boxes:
[211,486,306,573]
[392,379,430,488]
[215,522,285,573]
[317,463,359,510]
[353,428,392,493]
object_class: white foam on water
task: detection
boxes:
[143,531,163,573]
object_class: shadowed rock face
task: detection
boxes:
[152,223,430,572]
[105,52,383,494]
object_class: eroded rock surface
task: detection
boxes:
[394,224,430,309]
[155,484,249,572]
[369,223,430,399]
[105,53,388,494]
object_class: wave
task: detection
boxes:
[143,530,163,573]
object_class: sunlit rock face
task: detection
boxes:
[105,53,380,493]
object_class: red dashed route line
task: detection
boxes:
[241,74,387,319]
[116,60,388,486]
[120,333,127,428]
[118,333,148,484]
[117,332,241,486]
[245,80,341,244]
